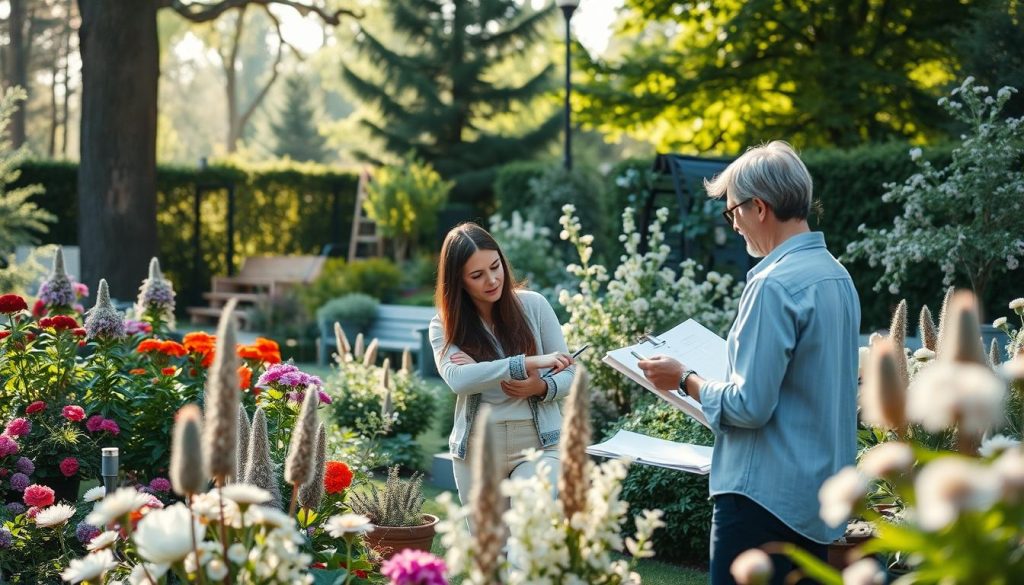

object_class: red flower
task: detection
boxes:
[72,327,87,337]
[0,331,10,340]
[25,401,46,415]
[238,365,252,390]
[99,419,120,435]
[324,461,353,494]
[0,294,28,314]
[49,315,79,331]
[59,457,79,477]
[23,484,55,507]
[62,405,86,422]
[38,317,52,328]
[161,367,177,376]
[31,299,45,318]
[85,415,105,432]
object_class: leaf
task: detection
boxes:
[309,568,347,585]
[782,543,843,585]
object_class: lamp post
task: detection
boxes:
[557,0,580,171]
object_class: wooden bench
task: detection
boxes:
[187,255,326,327]
[317,304,437,377]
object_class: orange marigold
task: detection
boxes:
[254,337,282,364]
[136,339,162,353]
[158,340,188,358]
[236,345,262,360]
[238,365,252,390]
[183,331,216,354]
[129,368,146,375]
[201,351,215,368]
[324,461,353,494]
[161,367,177,376]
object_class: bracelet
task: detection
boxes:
[679,369,698,396]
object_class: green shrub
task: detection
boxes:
[248,291,314,339]
[329,362,438,446]
[605,402,714,564]
[300,257,403,313]
[316,293,380,330]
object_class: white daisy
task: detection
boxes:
[324,513,374,537]
[86,487,151,526]
[978,434,1020,458]
[60,549,118,583]
[133,503,204,564]
[87,530,119,551]
[859,442,915,478]
[82,485,106,503]
[35,503,77,528]
[219,483,272,506]
[819,466,867,528]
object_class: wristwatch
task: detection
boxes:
[679,369,698,397]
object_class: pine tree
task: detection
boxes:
[270,74,330,163]
[342,0,560,201]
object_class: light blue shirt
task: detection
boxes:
[699,231,860,544]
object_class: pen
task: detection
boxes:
[630,350,646,361]
[571,344,590,359]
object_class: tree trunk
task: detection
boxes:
[7,0,29,148]
[77,0,159,299]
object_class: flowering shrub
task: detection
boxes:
[557,204,743,417]
[845,78,1024,299]
[488,211,569,293]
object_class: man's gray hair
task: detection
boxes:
[704,141,813,221]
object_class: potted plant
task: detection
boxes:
[348,465,438,558]
[317,293,379,347]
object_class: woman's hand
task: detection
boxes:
[451,351,477,365]
[525,352,574,375]
[501,371,546,399]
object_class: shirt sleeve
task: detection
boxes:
[429,317,524,395]
[531,294,576,403]
[699,279,798,433]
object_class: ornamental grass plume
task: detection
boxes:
[39,247,75,308]
[243,407,281,508]
[859,339,907,437]
[334,322,351,362]
[920,305,938,352]
[285,386,319,516]
[84,279,126,340]
[559,366,590,521]
[401,348,413,374]
[170,404,207,497]
[363,338,379,366]
[990,338,1003,367]
[936,285,956,355]
[469,405,503,582]
[354,332,365,360]
[203,298,240,485]
[938,291,988,366]
[298,423,327,511]
[235,404,251,484]
[889,299,909,387]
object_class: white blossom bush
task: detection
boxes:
[436,453,664,585]
[557,204,743,415]
[844,77,1024,298]
[488,211,569,293]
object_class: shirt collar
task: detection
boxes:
[747,231,827,280]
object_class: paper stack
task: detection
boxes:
[587,430,713,475]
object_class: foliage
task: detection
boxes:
[844,78,1024,302]
[316,293,380,331]
[487,211,567,292]
[605,403,715,564]
[364,157,452,261]
[557,204,743,421]
[953,0,1024,119]
[248,291,314,340]
[340,0,560,203]
[576,0,973,152]
[300,257,403,314]
[348,465,425,527]
[270,74,330,163]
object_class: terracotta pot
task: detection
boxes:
[827,520,874,569]
[365,514,439,559]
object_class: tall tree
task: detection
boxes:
[577,0,978,153]
[270,73,329,162]
[76,1,354,299]
[341,0,561,202]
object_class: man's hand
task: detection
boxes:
[637,355,685,392]
[501,371,547,399]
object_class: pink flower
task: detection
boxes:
[25,401,46,415]
[26,506,40,519]
[99,419,120,435]
[148,477,171,492]
[61,405,86,422]
[4,418,31,437]
[73,282,89,298]
[381,549,448,585]
[23,484,55,508]
[59,457,79,477]
[85,415,105,433]
[0,435,18,457]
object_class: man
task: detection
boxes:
[639,141,860,585]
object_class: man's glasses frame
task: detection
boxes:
[722,198,754,224]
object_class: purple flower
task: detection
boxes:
[148,477,171,492]
[15,456,34,475]
[39,276,76,308]
[0,527,12,549]
[381,549,448,585]
[84,279,126,339]
[5,502,26,516]
[0,435,18,457]
[10,472,30,492]
[85,415,105,432]
[4,418,30,437]
[75,522,101,544]
[123,319,152,335]
[317,390,333,405]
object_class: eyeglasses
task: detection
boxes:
[722,198,754,224]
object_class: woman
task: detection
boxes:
[429,222,576,506]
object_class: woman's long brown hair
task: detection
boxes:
[436,223,537,361]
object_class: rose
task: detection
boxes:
[59,457,80,477]
[23,484,55,507]
[4,418,31,437]
[25,401,46,415]
[62,405,86,422]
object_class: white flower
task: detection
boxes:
[35,503,77,528]
[325,513,374,537]
[87,530,119,551]
[819,466,867,528]
[909,147,923,161]
[729,548,773,585]
[993,317,1008,329]
[227,543,248,564]
[842,558,884,585]
[206,559,229,580]
[858,442,914,478]
[993,447,1024,499]
[907,361,1006,435]
[245,504,293,529]
[86,487,151,526]
[914,457,1000,531]
[219,484,272,506]
[1010,298,1024,313]
[60,549,118,583]
[128,562,169,585]
[133,503,203,564]
[82,486,106,503]
[912,347,935,361]
[978,434,1020,458]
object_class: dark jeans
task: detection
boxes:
[710,493,828,585]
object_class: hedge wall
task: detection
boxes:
[12,160,360,308]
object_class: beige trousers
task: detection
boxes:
[452,419,560,508]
